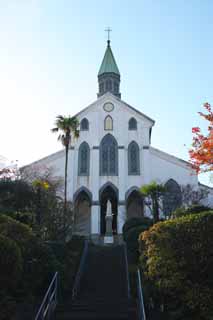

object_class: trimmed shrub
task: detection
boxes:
[0,235,22,292]
[172,205,211,218]
[139,211,213,319]
[123,217,152,264]
[123,217,152,241]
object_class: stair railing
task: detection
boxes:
[35,271,58,320]
[72,239,89,299]
[137,268,146,320]
[123,243,131,299]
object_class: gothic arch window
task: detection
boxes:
[129,117,137,130]
[100,134,118,176]
[163,179,182,216]
[128,141,140,175]
[80,118,89,131]
[106,79,112,91]
[114,81,119,93]
[78,142,90,176]
[104,115,113,131]
[100,82,104,94]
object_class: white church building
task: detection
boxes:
[26,40,212,239]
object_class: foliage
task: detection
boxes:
[0,235,22,292]
[0,179,35,214]
[172,204,211,218]
[122,217,152,241]
[0,294,17,320]
[0,166,19,180]
[181,184,209,207]
[139,211,213,319]
[140,181,165,223]
[189,102,213,173]
[22,238,60,296]
[0,215,33,253]
[123,217,152,264]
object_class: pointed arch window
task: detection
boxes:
[129,117,137,130]
[78,142,90,176]
[104,115,113,131]
[80,118,89,131]
[128,141,140,175]
[163,179,182,216]
[100,134,118,176]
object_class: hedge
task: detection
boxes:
[0,235,22,292]
[139,211,213,319]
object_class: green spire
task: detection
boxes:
[98,41,120,76]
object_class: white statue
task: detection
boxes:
[106,200,112,217]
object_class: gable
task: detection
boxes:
[74,92,155,127]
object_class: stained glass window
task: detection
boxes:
[100,134,118,176]
[128,141,140,175]
[78,142,90,176]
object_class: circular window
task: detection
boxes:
[103,102,114,112]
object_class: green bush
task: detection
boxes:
[139,211,213,319]
[123,217,152,241]
[0,215,33,253]
[0,235,22,292]
[172,205,211,218]
[0,293,17,320]
[123,217,152,264]
[22,237,60,296]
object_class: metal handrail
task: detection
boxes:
[72,239,89,299]
[137,268,146,320]
[123,243,131,299]
[35,272,58,320]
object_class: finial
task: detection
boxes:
[105,27,112,45]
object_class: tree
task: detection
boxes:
[51,115,79,223]
[181,184,209,207]
[140,181,165,223]
[189,102,213,173]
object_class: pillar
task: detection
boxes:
[117,204,126,234]
[91,204,100,235]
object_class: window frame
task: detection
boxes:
[128,141,140,175]
[78,142,90,176]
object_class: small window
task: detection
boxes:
[104,116,113,130]
[129,117,137,130]
[80,118,89,131]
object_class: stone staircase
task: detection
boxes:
[55,244,137,320]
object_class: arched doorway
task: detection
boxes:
[126,188,144,219]
[163,179,182,216]
[73,188,92,236]
[99,183,118,235]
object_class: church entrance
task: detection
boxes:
[126,189,144,219]
[100,184,118,235]
[74,189,91,236]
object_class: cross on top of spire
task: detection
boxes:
[105,27,112,45]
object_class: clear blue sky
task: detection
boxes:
[0,1,213,185]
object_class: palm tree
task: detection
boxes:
[51,115,79,220]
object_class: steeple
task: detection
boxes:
[97,40,121,98]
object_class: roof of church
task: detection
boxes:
[98,41,120,76]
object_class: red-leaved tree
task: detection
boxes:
[189,103,213,173]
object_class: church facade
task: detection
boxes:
[27,40,212,238]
